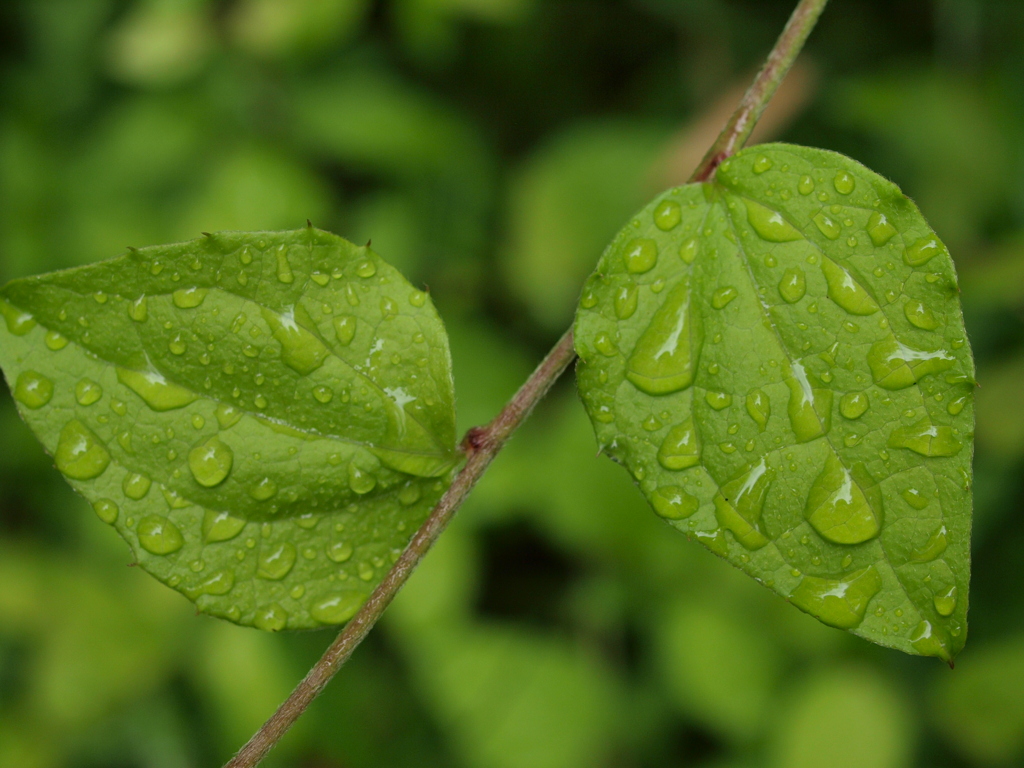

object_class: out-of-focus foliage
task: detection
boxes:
[1,1,1022,766]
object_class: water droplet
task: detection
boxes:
[651,486,699,520]
[679,238,698,264]
[250,477,277,501]
[328,541,354,563]
[42,329,68,351]
[122,472,152,500]
[14,371,53,409]
[713,459,773,549]
[356,260,377,278]
[657,418,700,470]
[624,238,658,273]
[910,619,951,661]
[311,592,364,624]
[626,278,701,395]
[821,257,879,315]
[258,542,296,580]
[904,299,938,330]
[711,286,738,309]
[254,603,288,631]
[358,562,375,581]
[614,282,638,319]
[905,236,944,267]
[866,212,896,246]
[0,299,36,335]
[311,271,330,286]
[705,391,732,410]
[380,296,398,319]
[745,389,770,431]
[813,212,842,240]
[888,419,962,457]
[654,200,682,230]
[839,392,869,419]
[313,385,333,403]
[348,463,376,494]
[744,199,803,242]
[806,454,881,544]
[188,437,233,487]
[93,499,118,524]
[790,567,881,628]
[786,361,832,442]
[833,171,855,194]
[117,368,197,411]
[186,569,235,598]
[399,484,421,505]
[275,245,294,283]
[594,333,617,356]
[172,287,207,308]
[137,515,184,555]
[778,268,806,303]
[55,420,110,480]
[215,403,242,429]
[202,510,246,542]
[71,378,102,407]
[867,338,954,389]
[947,395,967,416]
[798,175,815,195]
[934,585,957,616]
[752,155,773,174]
[262,305,329,375]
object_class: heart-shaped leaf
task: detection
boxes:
[574,143,974,661]
[0,228,459,630]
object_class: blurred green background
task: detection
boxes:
[2,0,1023,766]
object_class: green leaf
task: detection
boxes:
[574,143,974,661]
[0,227,459,630]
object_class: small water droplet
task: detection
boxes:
[55,420,110,479]
[821,257,879,315]
[0,299,36,335]
[137,515,185,555]
[275,245,294,283]
[711,286,738,309]
[328,541,354,563]
[44,330,69,350]
[262,305,328,375]
[93,499,118,524]
[202,510,246,542]
[798,175,815,195]
[654,199,682,230]
[778,267,806,303]
[933,585,957,616]
[188,437,233,487]
[348,463,376,494]
[839,392,869,419]
[745,389,770,431]
[657,418,700,470]
[679,238,698,264]
[910,619,952,662]
[356,260,377,278]
[905,236,944,267]
[833,171,855,194]
[614,282,638,319]
[705,391,732,410]
[14,371,53,409]
[651,486,699,520]
[215,403,242,429]
[118,368,197,411]
[813,212,842,240]
[313,385,333,403]
[250,477,278,501]
[254,603,288,631]
[866,211,896,246]
[172,287,207,308]
[786,362,832,442]
[380,296,398,319]
[624,238,658,273]
[904,299,938,330]
[311,592,364,624]
[122,472,152,500]
[744,200,803,242]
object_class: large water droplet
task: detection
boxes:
[624,238,658,273]
[128,296,148,322]
[821,257,879,315]
[786,362,832,442]
[614,282,638,319]
[654,199,682,230]
[679,238,698,264]
[215,403,242,429]
[0,299,36,335]
[75,378,103,406]
[806,454,881,544]
[888,419,962,457]
[254,603,288,631]
[45,330,69,350]
[833,171,855,195]
[137,515,185,555]
[912,524,948,563]
[327,541,354,563]
[14,371,53,409]
[713,459,773,550]
[867,338,954,389]
[910,619,951,662]
[745,389,770,431]
[813,212,842,240]
[789,567,881,629]
[905,236,944,267]
[333,315,357,345]
[651,486,699,520]
[657,418,700,470]
[123,472,152,500]
[866,212,897,246]
[626,277,702,395]
[275,245,294,283]
[903,299,938,330]
[250,477,278,501]
[55,420,110,480]
[752,155,773,174]
[258,542,296,580]
[262,306,329,375]
[839,392,869,419]
[947,395,967,416]
[311,592,364,624]
[711,286,738,309]
[778,268,806,303]
[798,175,815,195]
[744,199,803,242]
[706,390,732,410]
[934,585,957,617]
[185,569,235,598]
[93,499,118,524]
[348,463,376,494]
[117,368,197,411]
[172,287,207,308]
[203,510,246,542]
[188,437,233,487]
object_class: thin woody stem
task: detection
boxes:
[225,330,577,768]
[689,0,830,183]
[226,0,830,763]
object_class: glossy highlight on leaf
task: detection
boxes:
[0,228,459,630]
[574,144,975,661]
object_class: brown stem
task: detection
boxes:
[689,0,830,183]
[225,330,577,768]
